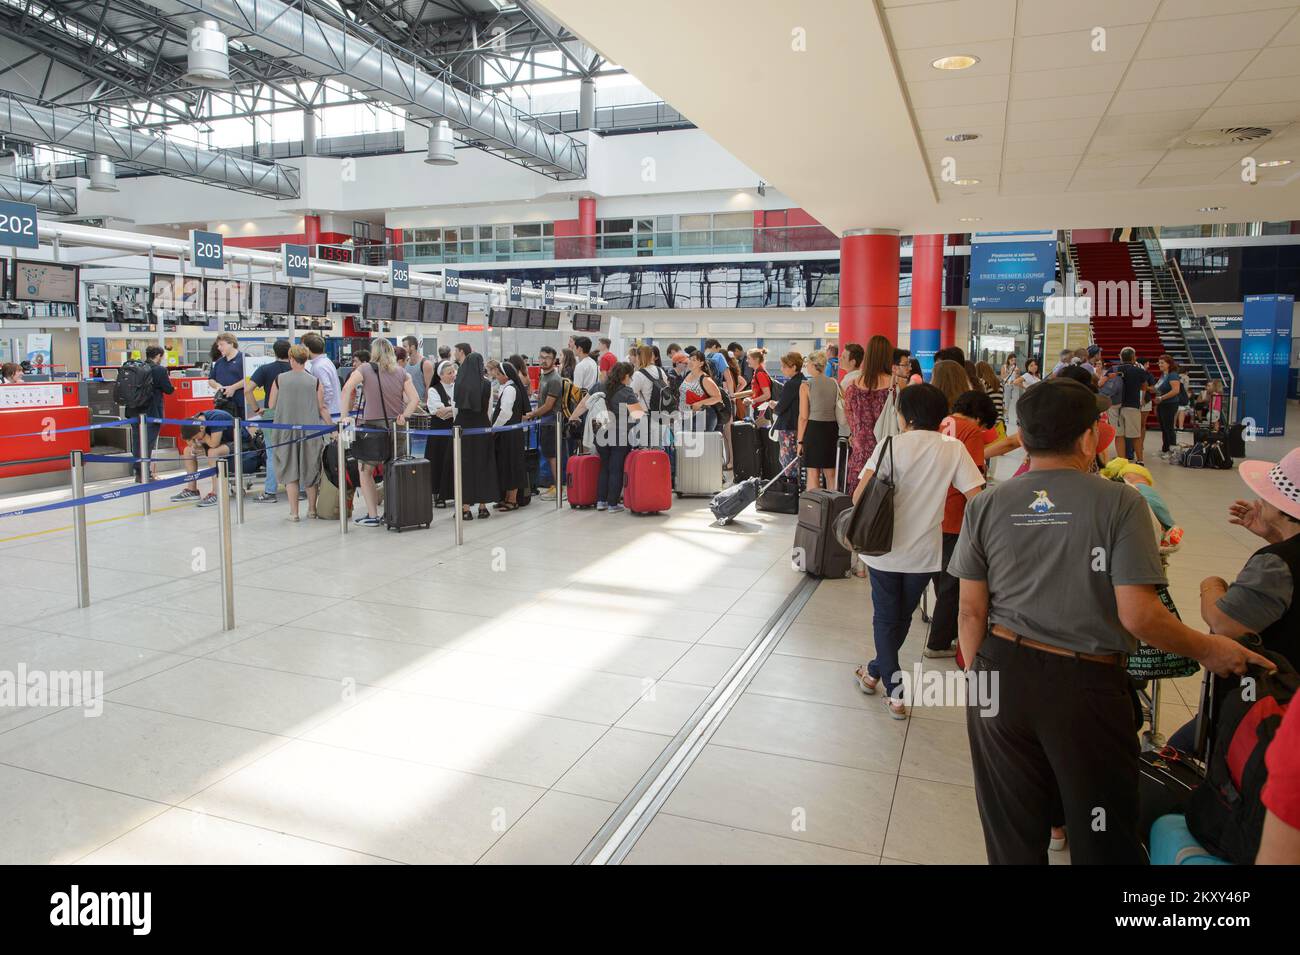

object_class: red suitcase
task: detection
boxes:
[566,453,601,508]
[623,449,673,514]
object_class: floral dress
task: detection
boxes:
[844,384,890,496]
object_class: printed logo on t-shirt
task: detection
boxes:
[1029,490,1056,514]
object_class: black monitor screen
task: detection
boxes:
[445,300,469,325]
[526,309,545,329]
[290,286,328,317]
[204,278,246,315]
[363,293,394,321]
[256,282,291,313]
[422,299,447,324]
[394,296,422,323]
[488,307,510,328]
[509,307,528,329]
[542,310,561,330]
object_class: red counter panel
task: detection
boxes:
[0,405,91,478]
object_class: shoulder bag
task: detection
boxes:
[351,363,395,463]
[834,435,896,556]
[873,386,901,443]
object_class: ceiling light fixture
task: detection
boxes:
[1198,206,1225,212]
[1258,159,1292,168]
[182,20,234,88]
[932,54,980,71]
[952,178,981,185]
[945,132,980,143]
[959,217,982,222]
[424,120,457,166]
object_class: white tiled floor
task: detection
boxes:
[1,409,1295,864]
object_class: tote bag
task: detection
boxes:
[873,387,901,443]
[833,435,895,556]
[351,363,396,464]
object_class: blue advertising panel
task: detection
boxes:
[969,232,1056,310]
[913,328,940,379]
[282,243,311,280]
[190,229,224,270]
[0,199,39,249]
[1239,294,1292,437]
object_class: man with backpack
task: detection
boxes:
[115,346,173,481]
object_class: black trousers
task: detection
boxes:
[1157,400,1178,452]
[926,532,960,651]
[966,635,1145,865]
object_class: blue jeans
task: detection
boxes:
[867,568,932,698]
[129,418,161,481]
[264,441,277,494]
[597,443,629,506]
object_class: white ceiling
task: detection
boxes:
[538,0,1300,234]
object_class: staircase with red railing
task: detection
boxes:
[1071,240,1165,363]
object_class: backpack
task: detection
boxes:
[113,359,155,411]
[637,367,677,413]
[560,378,587,419]
[1100,374,1123,405]
[1186,650,1299,864]
[768,377,785,405]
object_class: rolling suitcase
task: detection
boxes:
[566,453,600,508]
[675,429,725,497]
[624,448,673,514]
[793,489,853,578]
[384,425,433,532]
[731,421,760,481]
[1149,815,1229,866]
[758,425,781,479]
[710,456,801,525]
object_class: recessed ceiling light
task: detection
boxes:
[945,132,980,143]
[1258,159,1292,167]
[1198,206,1225,212]
[952,178,981,186]
[932,54,979,71]
[959,217,982,222]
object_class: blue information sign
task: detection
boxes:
[389,260,410,291]
[282,243,311,280]
[1239,294,1293,437]
[0,199,39,249]
[190,229,224,270]
[969,233,1056,309]
[543,281,556,307]
[507,279,522,305]
[443,269,460,297]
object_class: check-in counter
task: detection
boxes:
[0,382,91,478]
[160,376,216,440]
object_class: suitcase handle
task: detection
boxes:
[758,454,802,496]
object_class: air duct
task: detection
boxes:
[182,20,234,88]
[424,120,456,165]
[151,0,587,179]
[87,155,119,193]
[0,94,300,199]
[0,175,76,215]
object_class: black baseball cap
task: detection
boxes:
[1018,378,1101,454]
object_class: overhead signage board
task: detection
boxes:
[389,260,410,291]
[443,269,460,297]
[969,231,1056,310]
[0,199,39,250]
[190,229,225,271]
[543,281,556,307]
[283,243,311,280]
[507,278,522,305]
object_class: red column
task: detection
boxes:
[910,233,943,376]
[578,196,596,258]
[304,214,321,249]
[839,230,899,351]
[940,309,956,350]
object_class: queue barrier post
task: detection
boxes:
[138,417,151,516]
[337,421,348,537]
[452,425,464,547]
[233,425,245,525]
[70,450,91,608]
[555,413,564,512]
[216,458,235,631]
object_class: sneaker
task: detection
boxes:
[170,487,199,502]
[596,501,608,511]
[299,490,308,500]
[539,486,557,501]
[196,493,218,508]
[252,492,278,503]
[922,647,957,659]
[607,504,626,513]
[353,514,382,527]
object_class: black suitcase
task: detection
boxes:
[711,455,801,525]
[731,421,760,481]
[757,425,781,479]
[793,489,853,578]
[1226,422,1246,458]
[383,426,433,531]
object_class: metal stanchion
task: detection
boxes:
[138,417,151,516]
[216,459,235,631]
[555,413,564,512]
[453,425,464,546]
[337,421,348,536]
[70,450,90,608]
[232,425,245,525]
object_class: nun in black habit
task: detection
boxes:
[452,349,500,520]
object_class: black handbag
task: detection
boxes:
[351,362,395,463]
[833,435,895,556]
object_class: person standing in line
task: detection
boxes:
[124,345,175,481]
[681,349,727,434]
[266,344,332,522]
[450,347,500,522]
[853,384,985,719]
[797,351,840,491]
[572,337,599,392]
[209,332,247,418]
[0,362,22,384]
[338,338,419,527]
[975,361,1004,427]
[1151,354,1184,460]
[631,344,670,448]
[302,332,342,419]
[930,359,970,409]
[772,351,805,477]
[1051,349,1074,377]
[746,348,774,420]
[949,377,1271,865]
[891,348,913,390]
[425,359,457,508]
[402,335,435,401]
[527,346,564,501]
[843,336,893,499]
[825,343,840,379]
[1103,346,1154,464]
[250,340,292,503]
[595,361,646,513]
[597,337,617,382]
[488,359,530,512]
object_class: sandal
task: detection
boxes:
[854,664,878,695]
[478,507,491,519]
[462,508,474,521]
[495,502,517,512]
[307,510,317,520]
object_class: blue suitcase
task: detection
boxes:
[1149,815,1230,866]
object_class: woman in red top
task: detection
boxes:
[746,348,773,421]
[924,389,997,658]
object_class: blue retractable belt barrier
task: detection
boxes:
[4,417,139,439]
[0,466,218,520]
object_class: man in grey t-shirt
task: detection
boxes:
[525,345,564,499]
[949,378,1270,865]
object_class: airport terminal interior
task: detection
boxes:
[1,0,1300,871]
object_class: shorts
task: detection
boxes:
[540,423,558,456]
[1120,407,1143,439]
